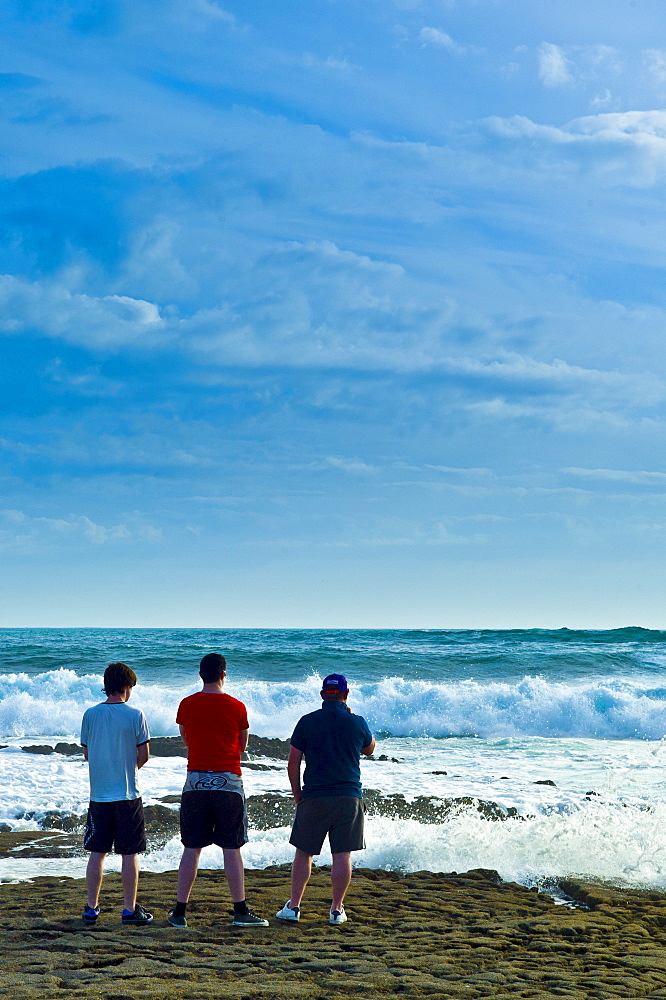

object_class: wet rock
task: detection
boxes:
[534,779,557,786]
[54,743,83,755]
[0,830,83,857]
[245,735,291,760]
[247,793,295,830]
[41,811,84,833]
[146,736,187,757]
[143,804,180,843]
[22,743,83,756]
[144,734,290,760]
[360,790,523,823]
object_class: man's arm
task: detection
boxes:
[82,745,88,761]
[178,724,188,747]
[137,742,150,769]
[361,737,376,756]
[239,728,249,753]
[287,745,304,803]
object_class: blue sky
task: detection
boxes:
[1,0,666,627]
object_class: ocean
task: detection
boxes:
[1,626,665,890]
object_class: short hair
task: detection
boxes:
[199,652,226,683]
[104,662,137,696]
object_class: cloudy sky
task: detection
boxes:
[1,0,666,628]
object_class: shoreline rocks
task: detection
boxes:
[1,867,666,998]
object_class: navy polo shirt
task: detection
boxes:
[290,700,373,799]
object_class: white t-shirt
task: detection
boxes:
[80,702,150,802]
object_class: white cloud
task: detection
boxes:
[643,48,666,84]
[322,456,377,474]
[192,0,235,22]
[303,53,359,72]
[537,42,619,90]
[563,467,666,485]
[538,42,572,87]
[419,27,466,54]
[0,275,166,349]
[0,510,163,551]
[485,109,666,185]
[590,89,613,109]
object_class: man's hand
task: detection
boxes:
[293,790,302,804]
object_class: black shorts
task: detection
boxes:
[84,798,146,855]
[180,790,248,850]
[289,796,365,855]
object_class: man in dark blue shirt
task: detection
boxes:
[276,673,375,925]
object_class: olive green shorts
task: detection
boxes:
[289,796,365,855]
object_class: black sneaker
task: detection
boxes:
[82,905,100,924]
[167,910,188,928]
[122,904,153,926]
[231,909,269,927]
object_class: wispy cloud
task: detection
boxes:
[0,510,163,551]
[538,43,572,87]
[419,27,467,55]
[563,467,666,485]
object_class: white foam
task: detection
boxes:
[3,799,666,890]
[2,669,666,741]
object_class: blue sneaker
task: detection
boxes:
[82,905,100,924]
[121,904,153,925]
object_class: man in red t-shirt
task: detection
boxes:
[167,653,268,928]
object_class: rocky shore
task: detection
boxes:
[1,866,666,998]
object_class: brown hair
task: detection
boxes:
[104,662,137,696]
[199,652,226,683]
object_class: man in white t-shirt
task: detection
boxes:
[80,662,152,925]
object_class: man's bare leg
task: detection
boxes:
[86,852,105,908]
[289,849,313,907]
[222,847,245,902]
[331,852,352,911]
[121,853,139,912]
[177,847,202,903]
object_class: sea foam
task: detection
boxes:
[2,668,666,741]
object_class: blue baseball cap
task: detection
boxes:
[321,673,348,694]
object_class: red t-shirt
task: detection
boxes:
[176,692,249,775]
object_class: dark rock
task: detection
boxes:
[41,811,84,833]
[54,742,83,755]
[22,743,84,756]
[431,771,448,775]
[145,734,291,760]
[247,793,295,830]
[245,735,291,760]
[359,790,524,823]
[147,736,187,757]
[534,780,557,787]
[143,804,180,844]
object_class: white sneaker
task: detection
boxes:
[276,901,300,921]
[329,907,347,925]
